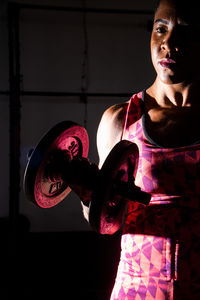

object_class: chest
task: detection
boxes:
[145,108,200,147]
[123,108,200,196]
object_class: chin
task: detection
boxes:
[159,72,187,85]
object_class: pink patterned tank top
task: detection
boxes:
[122,91,200,235]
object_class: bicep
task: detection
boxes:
[97,103,127,168]
[82,103,128,227]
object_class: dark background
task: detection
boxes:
[0,0,156,298]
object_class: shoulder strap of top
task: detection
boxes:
[121,91,144,140]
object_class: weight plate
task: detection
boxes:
[89,140,139,235]
[23,121,89,208]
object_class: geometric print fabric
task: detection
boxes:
[122,91,200,212]
[110,234,174,300]
[110,91,200,299]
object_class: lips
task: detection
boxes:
[159,58,176,68]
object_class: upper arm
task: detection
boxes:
[97,102,128,168]
[81,102,128,223]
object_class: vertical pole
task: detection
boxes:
[8,3,21,256]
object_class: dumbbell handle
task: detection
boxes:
[111,181,151,206]
[49,153,151,206]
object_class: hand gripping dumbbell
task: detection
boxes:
[23,121,151,234]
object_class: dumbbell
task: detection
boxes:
[23,121,151,234]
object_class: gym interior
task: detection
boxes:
[0,0,155,298]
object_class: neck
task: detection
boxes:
[147,77,198,108]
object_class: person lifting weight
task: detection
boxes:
[24,0,200,298]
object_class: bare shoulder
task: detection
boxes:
[97,102,128,167]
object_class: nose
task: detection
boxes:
[161,31,179,53]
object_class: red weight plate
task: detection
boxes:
[89,140,150,235]
[23,121,89,208]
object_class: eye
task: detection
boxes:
[155,26,167,34]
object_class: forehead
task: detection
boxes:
[155,0,199,25]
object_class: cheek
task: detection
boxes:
[183,43,200,72]
[150,42,159,70]
[188,42,200,58]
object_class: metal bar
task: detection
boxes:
[0,90,132,97]
[8,2,21,255]
[20,91,131,97]
[18,3,154,15]
[0,91,9,95]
